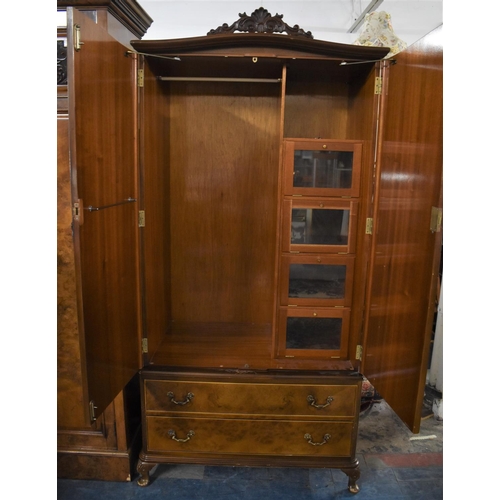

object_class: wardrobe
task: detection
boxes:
[57,1,443,493]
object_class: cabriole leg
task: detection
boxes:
[341,464,361,494]
[136,459,155,486]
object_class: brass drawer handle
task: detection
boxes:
[307,395,334,409]
[304,433,331,446]
[168,429,195,443]
[167,391,194,406]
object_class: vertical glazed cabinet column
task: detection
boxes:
[277,139,362,361]
[57,1,153,480]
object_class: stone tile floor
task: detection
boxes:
[57,400,444,499]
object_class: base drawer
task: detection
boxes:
[146,416,354,457]
[144,380,358,417]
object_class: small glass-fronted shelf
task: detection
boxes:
[292,208,348,245]
[283,199,358,254]
[293,150,353,189]
[277,307,350,359]
[280,255,354,307]
[286,317,341,349]
[283,140,362,197]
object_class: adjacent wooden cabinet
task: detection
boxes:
[57,1,442,493]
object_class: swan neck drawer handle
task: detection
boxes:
[304,433,331,446]
[167,391,194,405]
[168,429,195,443]
[307,395,334,409]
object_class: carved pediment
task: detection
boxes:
[208,7,313,38]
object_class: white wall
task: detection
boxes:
[138,1,442,46]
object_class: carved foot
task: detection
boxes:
[136,459,156,487]
[341,464,361,494]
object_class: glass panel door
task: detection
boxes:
[283,140,362,197]
[280,255,355,307]
[283,199,358,254]
[277,307,350,359]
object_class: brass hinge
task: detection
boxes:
[430,206,443,233]
[374,76,383,95]
[89,400,97,422]
[74,24,84,51]
[365,217,373,235]
[355,345,363,360]
[137,69,144,87]
[138,210,145,227]
[142,338,148,354]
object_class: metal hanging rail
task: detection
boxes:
[158,76,281,83]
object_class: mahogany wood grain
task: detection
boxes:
[70,8,141,417]
[283,63,349,139]
[344,65,382,367]
[139,59,172,363]
[150,323,354,371]
[362,27,443,433]
[131,33,389,61]
[168,82,281,324]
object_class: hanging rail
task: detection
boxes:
[85,197,136,212]
[158,76,281,83]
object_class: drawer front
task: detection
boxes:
[146,416,354,457]
[144,380,358,418]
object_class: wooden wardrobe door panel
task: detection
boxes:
[362,26,443,433]
[68,8,141,421]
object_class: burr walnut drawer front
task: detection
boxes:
[144,380,358,418]
[146,416,354,457]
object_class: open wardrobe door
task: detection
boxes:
[66,7,142,422]
[362,26,443,433]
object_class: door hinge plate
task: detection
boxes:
[430,206,443,233]
[74,24,84,51]
[137,69,144,87]
[365,217,373,235]
[355,345,363,360]
[139,210,145,227]
[374,76,383,94]
[142,338,148,354]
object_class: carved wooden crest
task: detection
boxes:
[208,7,313,38]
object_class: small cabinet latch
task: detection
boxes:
[72,200,83,224]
